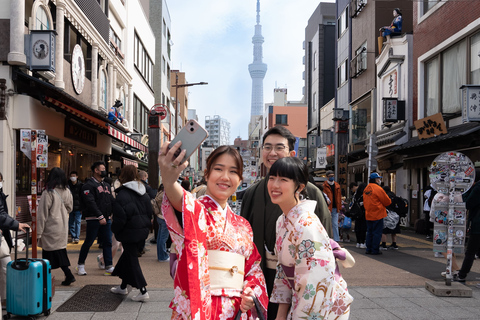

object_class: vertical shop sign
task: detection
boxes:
[20,129,32,160]
[36,130,48,168]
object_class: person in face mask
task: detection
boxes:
[323,170,342,241]
[77,161,114,276]
[362,172,392,255]
[67,171,83,244]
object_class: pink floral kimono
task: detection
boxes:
[271,200,353,320]
[162,191,268,320]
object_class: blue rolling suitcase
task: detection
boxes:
[4,229,52,319]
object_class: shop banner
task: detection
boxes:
[20,129,32,160]
[36,130,48,168]
[316,147,327,169]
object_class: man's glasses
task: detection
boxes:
[262,144,287,153]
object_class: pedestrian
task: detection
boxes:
[180,179,190,192]
[77,161,114,276]
[67,171,83,244]
[159,143,268,319]
[153,184,169,262]
[137,170,154,257]
[424,184,436,240]
[268,157,352,319]
[323,170,342,242]
[191,178,207,198]
[380,185,401,250]
[350,183,367,248]
[37,167,76,286]
[110,165,152,301]
[0,172,30,308]
[339,197,351,242]
[240,126,331,320]
[455,171,480,282]
[363,173,391,255]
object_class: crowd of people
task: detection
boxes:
[1,124,480,318]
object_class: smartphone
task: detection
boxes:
[168,119,209,164]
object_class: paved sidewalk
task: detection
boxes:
[4,229,480,319]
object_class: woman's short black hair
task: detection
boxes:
[269,157,309,200]
[46,167,67,190]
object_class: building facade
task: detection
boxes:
[204,115,230,149]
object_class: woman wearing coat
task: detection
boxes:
[37,167,75,286]
[110,165,152,302]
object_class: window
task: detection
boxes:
[276,114,288,125]
[313,92,317,112]
[133,95,148,134]
[351,42,367,78]
[109,28,121,51]
[163,20,167,37]
[35,6,50,30]
[337,7,348,38]
[162,57,166,74]
[424,37,473,116]
[423,1,441,15]
[313,51,317,70]
[133,32,154,88]
[337,60,347,88]
[99,69,108,110]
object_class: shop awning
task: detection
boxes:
[348,158,367,174]
[391,122,480,154]
[376,124,407,147]
[108,125,148,153]
[44,96,108,130]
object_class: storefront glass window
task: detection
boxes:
[471,32,480,84]
[351,98,371,144]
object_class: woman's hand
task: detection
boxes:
[157,141,188,211]
[239,287,255,313]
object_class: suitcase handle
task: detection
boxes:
[13,227,30,270]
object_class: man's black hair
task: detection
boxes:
[70,171,78,176]
[262,126,296,151]
[91,161,106,172]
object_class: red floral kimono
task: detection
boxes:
[162,191,268,320]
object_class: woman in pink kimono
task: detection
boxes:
[267,157,353,320]
[158,143,268,320]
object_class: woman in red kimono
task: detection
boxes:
[158,143,268,320]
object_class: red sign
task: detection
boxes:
[152,104,167,120]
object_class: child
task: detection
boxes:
[339,197,351,242]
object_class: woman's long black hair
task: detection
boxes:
[46,167,67,191]
[269,157,309,202]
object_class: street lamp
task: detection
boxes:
[172,72,207,135]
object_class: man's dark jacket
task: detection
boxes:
[68,180,84,212]
[0,190,19,249]
[81,177,114,219]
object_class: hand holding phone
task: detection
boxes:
[168,120,208,164]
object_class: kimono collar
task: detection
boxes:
[285,199,317,218]
[202,195,229,220]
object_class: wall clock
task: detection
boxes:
[71,44,85,94]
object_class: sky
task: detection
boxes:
[167,0,336,143]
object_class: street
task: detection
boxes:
[9,228,477,320]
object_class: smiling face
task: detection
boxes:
[205,153,241,208]
[262,134,295,170]
[268,175,304,213]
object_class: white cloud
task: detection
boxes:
[167,0,335,142]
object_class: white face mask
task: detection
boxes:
[0,182,3,189]
[70,177,77,182]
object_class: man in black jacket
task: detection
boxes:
[77,162,114,276]
[137,170,155,255]
[67,171,83,244]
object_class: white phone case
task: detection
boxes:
[168,119,209,164]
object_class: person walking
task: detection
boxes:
[159,143,268,319]
[363,173,391,255]
[110,165,152,301]
[77,161,114,276]
[138,170,154,256]
[37,167,76,286]
[67,171,83,244]
[323,170,342,242]
[153,184,169,262]
[0,172,30,308]
[380,185,401,250]
[351,183,367,248]
[240,126,331,320]
[454,170,480,282]
[268,157,352,320]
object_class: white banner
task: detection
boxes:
[20,130,32,160]
[316,147,327,169]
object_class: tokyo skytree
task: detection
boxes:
[248,0,267,116]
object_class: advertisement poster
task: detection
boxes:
[20,129,32,160]
[36,130,48,168]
